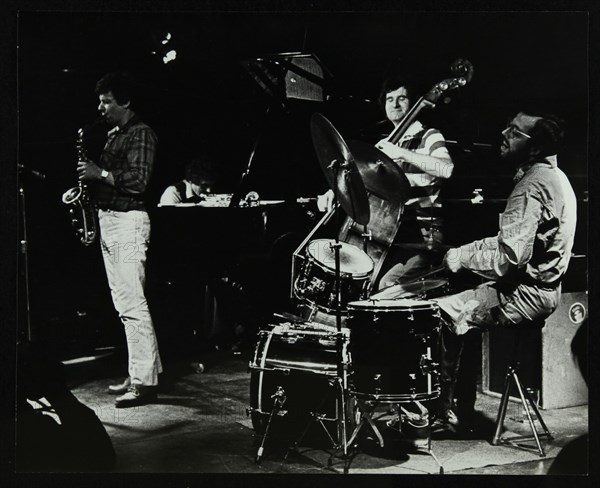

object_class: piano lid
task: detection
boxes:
[242,52,332,104]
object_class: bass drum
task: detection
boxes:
[249,323,351,444]
[347,299,441,402]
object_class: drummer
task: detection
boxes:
[434,112,576,435]
[317,72,454,287]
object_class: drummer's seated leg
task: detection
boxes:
[454,329,481,428]
[431,283,500,435]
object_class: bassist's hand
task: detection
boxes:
[375,140,413,163]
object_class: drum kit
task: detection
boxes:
[247,61,474,471]
[246,113,452,469]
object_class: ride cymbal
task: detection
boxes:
[347,139,411,204]
[310,113,370,226]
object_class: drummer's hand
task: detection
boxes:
[317,189,335,212]
[443,248,463,273]
[375,140,413,162]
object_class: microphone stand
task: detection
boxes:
[17,164,45,342]
[229,106,271,208]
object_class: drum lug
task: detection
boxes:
[281,335,299,345]
[420,355,437,375]
[407,313,415,321]
[361,279,371,299]
[373,373,383,395]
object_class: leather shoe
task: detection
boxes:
[115,385,157,408]
[107,376,131,395]
[431,409,476,439]
[431,409,460,434]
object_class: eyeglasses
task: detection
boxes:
[502,125,532,140]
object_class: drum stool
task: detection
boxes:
[491,320,553,457]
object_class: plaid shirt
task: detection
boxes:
[93,115,157,211]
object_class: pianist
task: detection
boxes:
[160,157,218,205]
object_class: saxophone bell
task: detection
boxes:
[62,185,82,204]
[62,127,99,246]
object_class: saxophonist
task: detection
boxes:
[77,72,162,408]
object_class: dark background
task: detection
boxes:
[16,11,589,358]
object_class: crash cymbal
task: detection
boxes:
[310,114,370,225]
[347,139,411,204]
[393,241,453,251]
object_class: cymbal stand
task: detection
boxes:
[327,159,350,460]
[338,395,445,474]
[360,225,371,254]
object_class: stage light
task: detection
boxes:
[162,50,177,64]
[151,31,177,63]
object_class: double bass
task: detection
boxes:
[292,60,474,322]
[339,59,475,289]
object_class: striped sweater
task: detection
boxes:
[379,120,451,241]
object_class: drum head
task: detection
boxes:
[348,298,436,310]
[371,279,448,300]
[306,239,374,277]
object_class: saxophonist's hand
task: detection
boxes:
[77,160,102,181]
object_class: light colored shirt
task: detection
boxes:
[159,180,196,205]
[457,155,577,287]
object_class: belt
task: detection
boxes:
[522,277,562,290]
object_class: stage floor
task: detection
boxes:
[63,346,588,475]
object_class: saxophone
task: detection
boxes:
[62,127,98,246]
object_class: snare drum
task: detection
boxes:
[347,299,441,402]
[294,239,373,313]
